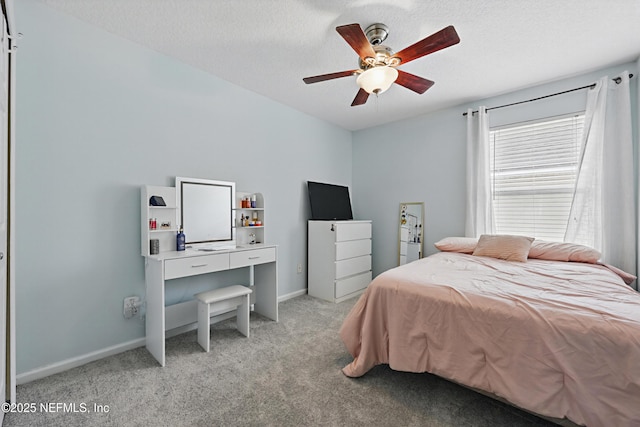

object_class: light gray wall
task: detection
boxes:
[15,0,352,374]
[15,0,639,378]
[353,62,638,277]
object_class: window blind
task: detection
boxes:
[489,113,585,241]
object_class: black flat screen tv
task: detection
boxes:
[307,181,353,220]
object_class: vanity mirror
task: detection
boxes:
[398,202,424,265]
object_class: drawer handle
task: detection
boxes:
[191,264,208,268]
[248,256,260,260]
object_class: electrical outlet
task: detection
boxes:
[123,296,140,319]
[297,263,303,274]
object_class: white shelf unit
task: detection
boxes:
[308,220,372,303]
[234,192,265,246]
[141,185,178,256]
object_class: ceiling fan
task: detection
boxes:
[303,23,460,106]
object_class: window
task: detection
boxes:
[489,113,585,241]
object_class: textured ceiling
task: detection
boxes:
[38,0,640,131]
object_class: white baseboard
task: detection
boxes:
[279,288,307,302]
[17,290,308,385]
[16,337,146,385]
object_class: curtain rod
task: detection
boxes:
[462,74,634,116]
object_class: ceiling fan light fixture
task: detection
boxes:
[302,23,459,106]
[356,66,398,94]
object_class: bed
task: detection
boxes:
[339,236,640,427]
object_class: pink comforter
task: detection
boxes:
[340,252,640,426]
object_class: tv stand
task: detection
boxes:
[308,220,372,303]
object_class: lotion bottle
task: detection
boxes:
[177,226,185,251]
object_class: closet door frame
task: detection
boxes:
[2,0,16,406]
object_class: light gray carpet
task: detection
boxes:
[5,295,556,427]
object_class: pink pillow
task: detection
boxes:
[600,263,637,285]
[472,234,534,262]
[528,240,600,264]
[434,237,478,254]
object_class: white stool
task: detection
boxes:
[194,285,252,352]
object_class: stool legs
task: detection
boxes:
[237,294,250,338]
[196,295,251,352]
[197,301,211,352]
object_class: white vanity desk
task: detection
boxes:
[144,244,278,366]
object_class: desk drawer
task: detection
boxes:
[165,253,229,280]
[335,255,371,280]
[230,247,276,269]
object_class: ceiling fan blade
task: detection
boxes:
[336,23,377,60]
[395,70,435,94]
[391,25,460,65]
[351,88,369,106]
[303,70,357,84]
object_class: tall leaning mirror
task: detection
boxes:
[399,202,424,266]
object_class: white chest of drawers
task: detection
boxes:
[308,220,372,303]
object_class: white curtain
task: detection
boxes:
[565,72,636,277]
[465,106,494,237]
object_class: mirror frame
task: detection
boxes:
[398,202,424,266]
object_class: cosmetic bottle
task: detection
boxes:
[177,226,185,251]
